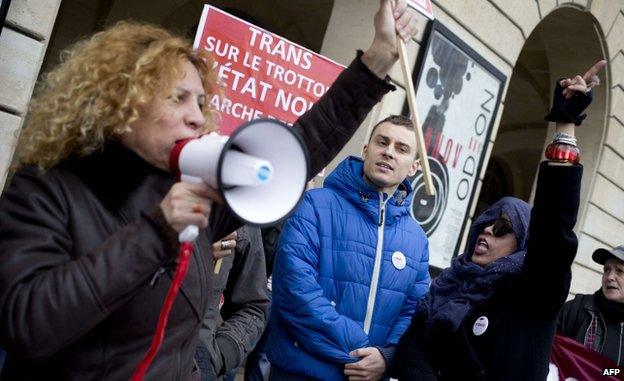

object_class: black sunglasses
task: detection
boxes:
[490,218,514,237]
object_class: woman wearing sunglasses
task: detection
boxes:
[390,60,607,381]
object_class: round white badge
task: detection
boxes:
[472,316,489,336]
[392,251,406,270]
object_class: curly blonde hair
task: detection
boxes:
[17,21,218,169]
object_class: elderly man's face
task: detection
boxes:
[602,258,624,303]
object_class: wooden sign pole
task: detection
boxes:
[394,2,435,196]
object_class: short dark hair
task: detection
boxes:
[368,115,414,142]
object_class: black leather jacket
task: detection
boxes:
[558,292,624,366]
[195,225,269,380]
[0,53,394,380]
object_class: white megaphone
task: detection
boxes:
[170,119,309,242]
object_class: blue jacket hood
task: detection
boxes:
[323,156,414,225]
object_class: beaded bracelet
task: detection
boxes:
[553,132,577,144]
[545,141,580,164]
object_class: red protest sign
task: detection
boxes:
[407,0,434,20]
[193,6,345,135]
[550,334,624,380]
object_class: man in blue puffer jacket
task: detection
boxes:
[267,115,430,381]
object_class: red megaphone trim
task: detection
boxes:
[169,138,194,176]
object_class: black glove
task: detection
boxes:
[544,80,593,126]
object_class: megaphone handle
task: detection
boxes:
[179,225,199,243]
[176,173,203,243]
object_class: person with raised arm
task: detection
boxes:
[391,60,607,381]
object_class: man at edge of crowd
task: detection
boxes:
[558,245,624,366]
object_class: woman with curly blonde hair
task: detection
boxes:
[17,21,218,170]
[0,1,419,379]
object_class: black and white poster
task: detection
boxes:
[406,21,506,269]
[0,0,11,36]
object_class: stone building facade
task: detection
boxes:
[1,0,623,294]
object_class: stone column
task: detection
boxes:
[0,0,61,190]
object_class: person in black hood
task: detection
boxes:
[417,197,530,337]
[391,60,607,381]
[558,245,624,366]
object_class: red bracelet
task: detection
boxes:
[545,142,580,164]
